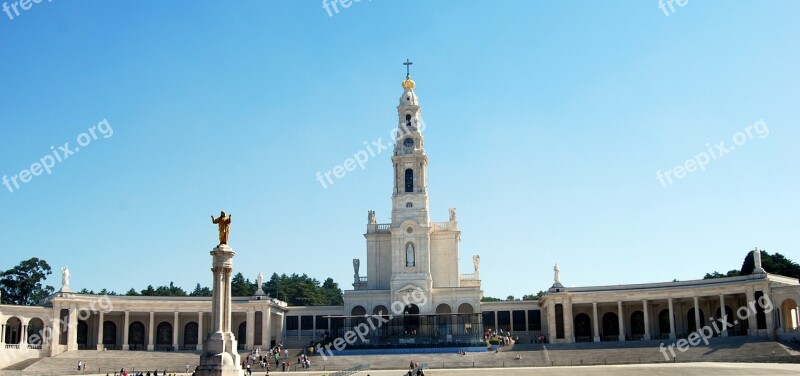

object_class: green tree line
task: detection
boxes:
[1,258,343,306]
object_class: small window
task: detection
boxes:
[406,202,413,208]
[405,114,412,127]
[404,169,414,193]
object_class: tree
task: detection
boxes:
[481,296,502,302]
[189,283,212,297]
[231,273,256,297]
[125,288,140,296]
[704,251,800,280]
[0,258,55,305]
[263,273,343,306]
[522,291,546,300]
[506,295,518,301]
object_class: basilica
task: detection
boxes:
[1,70,799,367]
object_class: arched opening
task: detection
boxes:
[574,313,592,340]
[687,308,705,333]
[658,309,671,336]
[405,114,412,128]
[457,303,474,335]
[128,321,145,349]
[780,299,799,332]
[351,306,366,335]
[602,312,619,339]
[436,304,452,339]
[102,321,117,348]
[4,317,21,344]
[237,322,247,345]
[183,322,199,348]
[77,320,89,349]
[403,304,420,335]
[27,318,45,346]
[404,169,414,193]
[156,322,173,347]
[630,311,645,337]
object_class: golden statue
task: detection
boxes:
[211,211,232,245]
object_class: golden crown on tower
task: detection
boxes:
[402,75,416,90]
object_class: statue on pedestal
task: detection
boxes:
[353,259,360,276]
[473,255,480,273]
[554,263,561,284]
[367,210,376,224]
[61,267,71,290]
[211,211,232,245]
[449,208,457,221]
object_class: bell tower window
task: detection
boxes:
[405,114,412,128]
[404,169,414,193]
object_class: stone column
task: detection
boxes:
[122,311,130,350]
[746,287,757,336]
[643,300,650,340]
[277,314,285,345]
[173,312,180,350]
[765,293,776,339]
[494,311,499,331]
[693,297,701,332]
[261,307,271,349]
[197,244,242,376]
[524,309,530,336]
[67,304,78,351]
[564,301,574,343]
[297,312,302,341]
[147,312,155,351]
[509,311,514,336]
[617,301,625,341]
[197,312,204,351]
[49,304,62,356]
[21,321,28,345]
[668,298,676,340]
[592,302,600,342]
[719,295,728,337]
[246,310,255,351]
[546,300,556,342]
[1,323,5,344]
[97,311,105,350]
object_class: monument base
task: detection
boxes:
[196,332,243,376]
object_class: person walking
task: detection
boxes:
[77,360,83,371]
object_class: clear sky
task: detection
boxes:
[0,1,798,300]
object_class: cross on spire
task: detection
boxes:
[403,59,413,77]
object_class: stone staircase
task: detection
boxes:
[3,338,798,375]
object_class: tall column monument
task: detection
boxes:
[198,211,243,376]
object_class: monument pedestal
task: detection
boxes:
[197,332,241,376]
[197,244,243,376]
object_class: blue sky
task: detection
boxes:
[0,1,798,300]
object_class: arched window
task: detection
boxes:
[405,114,412,127]
[406,202,413,208]
[405,169,414,193]
[406,242,415,267]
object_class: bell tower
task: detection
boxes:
[391,61,430,227]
